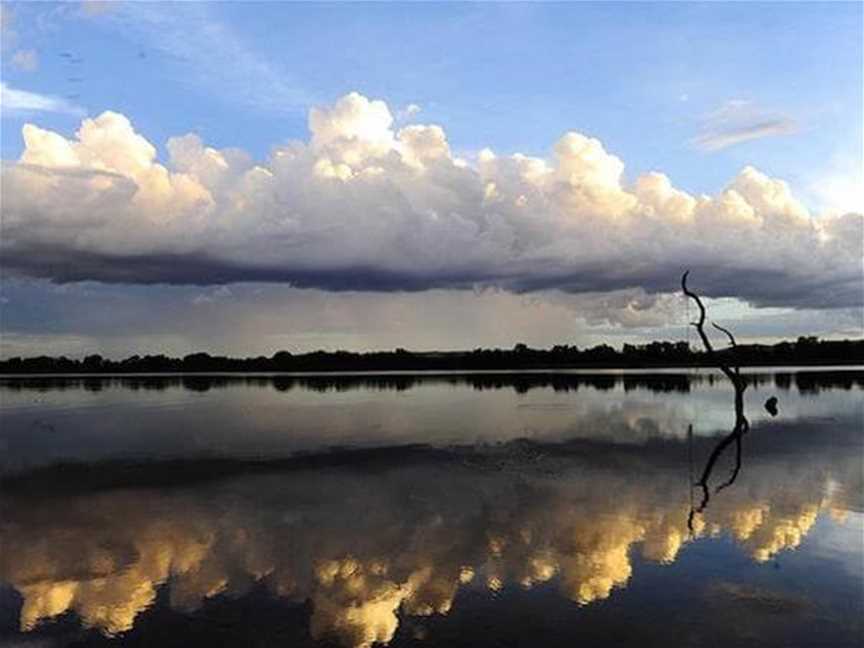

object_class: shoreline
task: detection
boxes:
[2,363,862,378]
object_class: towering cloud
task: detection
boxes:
[1,92,861,308]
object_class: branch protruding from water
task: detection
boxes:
[683,271,750,534]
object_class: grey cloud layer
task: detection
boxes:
[1,92,861,308]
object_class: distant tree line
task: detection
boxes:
[1,336,861,374]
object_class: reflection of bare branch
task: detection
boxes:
[683,271,750,534]
[716,417,749,493]
[690,418,746,515]
[715,436,742,493]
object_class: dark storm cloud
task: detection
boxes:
[3,243,862,311]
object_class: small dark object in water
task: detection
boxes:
[765,396,779,417]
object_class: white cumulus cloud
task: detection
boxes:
[1,92,861,310]
[1,81,84,116]
[693,99,799,152]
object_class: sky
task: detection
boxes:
[0,1,862,358]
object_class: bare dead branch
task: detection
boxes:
[712,322,737,348]
[681,272,744,390]
[712,322,740,375]
[684,271,751,533]
[681,271,707,328]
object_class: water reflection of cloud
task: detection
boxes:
[1,422,859,647]
[4,372,862,476]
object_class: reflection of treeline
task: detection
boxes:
[775,370,864,394]
[1,370,859,395]
[1,336,861,375]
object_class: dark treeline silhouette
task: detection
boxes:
[1,336,862,375]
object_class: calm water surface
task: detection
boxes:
[1,369,862,647]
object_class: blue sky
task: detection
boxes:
[3,2,860,200]
[1,2,862,356]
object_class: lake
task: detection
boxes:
[1,368,862,647]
